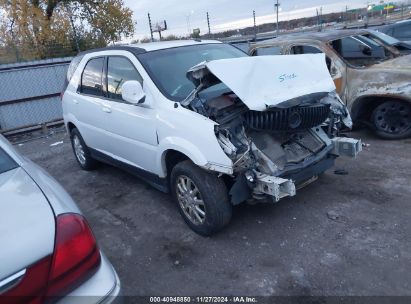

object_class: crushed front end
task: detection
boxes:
[184,55,362,204]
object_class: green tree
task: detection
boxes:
[0,0,135,62]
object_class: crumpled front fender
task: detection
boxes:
[321,92,353,128]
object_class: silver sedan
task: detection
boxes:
[0,135,121,303]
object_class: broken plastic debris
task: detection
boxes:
[50,141,63,147]
[327,211,340,221]
[334,169,349,175]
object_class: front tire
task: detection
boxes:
[371,100,411,140]
[70,128,97,170]
[170,160,232,236]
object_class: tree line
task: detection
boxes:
[0,0,135,63]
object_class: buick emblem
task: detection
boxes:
[288,111,302,129]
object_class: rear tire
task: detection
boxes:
[170,160,232,236]
[70,128,97,170]
[371,100,411,140]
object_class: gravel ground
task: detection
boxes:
[15,128,411,296]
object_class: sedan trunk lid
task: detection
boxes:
[0,167,55,283]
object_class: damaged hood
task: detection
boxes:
[187,54,336,111]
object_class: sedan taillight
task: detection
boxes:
[1,214,101,303]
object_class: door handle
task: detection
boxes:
[102,107,112,113]
[73,99,79,104]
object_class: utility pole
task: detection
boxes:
[320,6,323,31]
[401,3,404,19]
[345,5,348,26]
[207,12,211,37]
[275,0,280,36]
[365,1,369,27]
[386,3,390,20]
[253,10,257,39]
[185,15,191,36]
[148,13,154,42]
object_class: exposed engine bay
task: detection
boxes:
[183,55,362,204]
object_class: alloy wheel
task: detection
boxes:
[73,135,86,166]
[176,175,206,225]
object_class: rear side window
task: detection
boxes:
[62,55,84,93]
[0,148,18,174]
[67,55,84,83]
[255,46,282,56]
[107,57,143,101]
[81,57,104,96]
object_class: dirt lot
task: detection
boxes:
[15,129,411,296]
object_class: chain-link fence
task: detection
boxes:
[0,57,71,134]
[0,39,105,135]
[0,32,108,65]
[0,42,78,65]
[217,6,411,43]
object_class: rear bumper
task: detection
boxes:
[57,252,121,304]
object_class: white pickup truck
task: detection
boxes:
[62,40,361,236]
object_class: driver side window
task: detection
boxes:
[107,56,143,101]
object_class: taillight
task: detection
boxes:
[46,214,101,298]
[1,214,101,303]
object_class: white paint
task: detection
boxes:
[63,49,232,177]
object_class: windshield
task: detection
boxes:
[138,43,248,101]
[0,148,18,174]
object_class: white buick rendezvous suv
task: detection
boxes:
[62,40,361,236]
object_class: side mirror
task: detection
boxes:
[361,45,372,56]
[121,80,145,104]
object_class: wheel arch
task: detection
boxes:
[163,149,190,178]
[351,94,411,122]
[66,121,77,133]
[157,135,233,178]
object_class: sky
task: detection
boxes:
[123,0,390,40]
